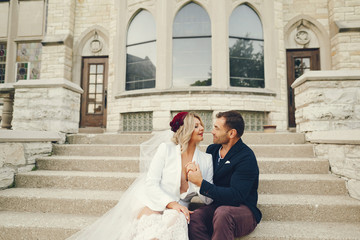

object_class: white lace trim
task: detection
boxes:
[130,209,188,240]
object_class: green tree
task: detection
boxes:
[229,38,264,88]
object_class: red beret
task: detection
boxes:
[170,112,188,132]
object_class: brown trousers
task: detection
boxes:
[188,204,257,240]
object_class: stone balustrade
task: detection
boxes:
[292,70,360,200]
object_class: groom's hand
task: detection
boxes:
[187,163,203,187]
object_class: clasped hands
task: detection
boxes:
[184,162,203,187]
[166,162,204,223]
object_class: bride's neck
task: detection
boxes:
[182,141,196,161]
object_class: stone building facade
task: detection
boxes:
[0,0,359,133]
[0,1,360,193]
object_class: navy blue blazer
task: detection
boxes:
[200,138,262,223]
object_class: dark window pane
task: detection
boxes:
[173,3,211,37]
[0,43,6,62]
[229,38,264,88]
[126,10,156,91]
[127,10,156,45]
[0,64,5,84]
[126,42,156,90]
[173,38,212,87]
[294,58,302,68]
[229,4,263,39]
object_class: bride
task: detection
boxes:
[67,112,213,240]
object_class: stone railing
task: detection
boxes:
[0,130,61,189]
[292,70,360,200]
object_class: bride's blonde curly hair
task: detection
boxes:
[171,112,204,153]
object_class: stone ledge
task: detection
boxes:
[0,84,15,93]
[0,130,61,143]
[291,70,360,89]
[42,34,73,48]
[115,87,276,99]
[307,130,360,145]
[13,79,83,94]
[336,20,360,33]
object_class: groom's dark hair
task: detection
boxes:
[216,110,244,138]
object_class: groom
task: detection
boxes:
[187,110,262,239]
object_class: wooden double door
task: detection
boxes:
[80,57,108,128]
[286,49,320,128]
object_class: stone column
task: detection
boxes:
[0,84,14,129]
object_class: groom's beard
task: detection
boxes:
[213,134,230,145]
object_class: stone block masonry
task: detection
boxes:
[0,130,61,189]
[292,70,360,200]
[293,71,360,132]
[11,79,83,139]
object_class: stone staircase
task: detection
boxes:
[1,133,360,240]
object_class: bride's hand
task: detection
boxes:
[166,201,194,224]
[185,162,197,175]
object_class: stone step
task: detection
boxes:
[1,210,359,240]
[37,156,328,174]
[52,144,314,158]
[0,188,121,216]
[258,157,329,174]
[67,132,306,145]
[0,189,360,223]
[259,174,347,195]
[37,156,140,172]
[15,171,139,191]
[15,171,345,195]
[1,188,358,223]
[258,194,360,222]
[241,221,360,240]
[0,211,96,240]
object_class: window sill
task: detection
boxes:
[115,87,276,99]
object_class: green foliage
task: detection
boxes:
[190,78,212,86]
[229,38,264,88]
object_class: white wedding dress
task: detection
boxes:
[67,131,213,240]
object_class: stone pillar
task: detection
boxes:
[41,0,76,81]
[328,0,360,70]
[292,70,360,200]
[292,70,360,134]
[0,84,14,129]
[12,79,83,137]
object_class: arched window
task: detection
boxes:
[126,10,156,91]
[173,3,211,87]
[229,5,264,88]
